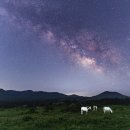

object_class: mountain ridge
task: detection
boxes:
[91,91,129,100]
[0,89,129,101]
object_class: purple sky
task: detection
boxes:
[0,0,130,96]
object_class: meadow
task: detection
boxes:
[0,105,130,130]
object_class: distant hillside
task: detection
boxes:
[0,89,129,103]
[91,91,129,100]
[0,89,67,101]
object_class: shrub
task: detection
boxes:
[27,107,37,114]
[61,103,80,112]
[22,115,33,121]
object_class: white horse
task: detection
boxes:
[81,106,91,115]
[93,106,97,111]
[103,107,113,114]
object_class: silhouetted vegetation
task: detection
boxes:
[0,98,130,108]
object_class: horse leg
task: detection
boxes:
[86,111,87,115]
[81,110,83,115]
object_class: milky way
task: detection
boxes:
[0,0,130,96]
[2,0,122,71]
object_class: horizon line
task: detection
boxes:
[0,88,129,97]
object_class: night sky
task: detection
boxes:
[0,0,130,96]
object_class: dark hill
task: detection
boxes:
[0,89,129,102]
[0,89,67,101]
[91,91,129,100]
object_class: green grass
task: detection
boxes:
[0,105,130,130]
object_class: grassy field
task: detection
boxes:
[0,105,130,130]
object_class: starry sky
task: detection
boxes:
[0,0,130,96]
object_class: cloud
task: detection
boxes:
[0,7,8,16]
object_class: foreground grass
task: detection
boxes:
[0,105,130,130]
